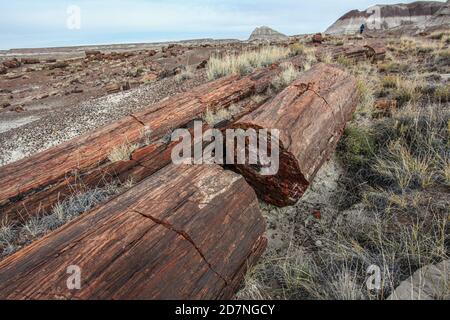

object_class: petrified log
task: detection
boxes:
[0,164,266,300]
[0,57,300,222]
[364,42,387,61]
[2,59,21,69]
[227,63,358,207]
[21,58,40,65]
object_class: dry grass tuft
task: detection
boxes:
[206,46,291,80]
[1,181,130,259]
[203,104,242,127]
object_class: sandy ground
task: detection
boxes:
[261,156,346,253]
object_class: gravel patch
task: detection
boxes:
[0,72,208,166]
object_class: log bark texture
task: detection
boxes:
[228,63,358,207]
[324,42,386,63]
[0,164,266,300]
[0,57,301,222]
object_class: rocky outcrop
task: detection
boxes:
[248,26,288,41]
[325,1,449,35]
[388,260,449,300]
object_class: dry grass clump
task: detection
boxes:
[391,75,425,106]
[271,62,300,92]
[206,46,291,80]
[0,180,132,259]
[302,48,318,71]
[203,104,241,127]
[107,141,138,163]
[175,66,194,83]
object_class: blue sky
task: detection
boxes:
[0,0,441,49]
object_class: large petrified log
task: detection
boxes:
[323,42,386,63]
[0,164,266,300]
[227,63,358,207]
[0,57,301,222]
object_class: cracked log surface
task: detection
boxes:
[0,164,266,300]
[0,57,302,222]
[228,63,358,207]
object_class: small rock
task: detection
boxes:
[315,240,323,247]
[140,73,158,83]
[6,73,22,80]
[49,61,69,70]
[21,58,40,64]
[312,210,321,220]
[14,106,25,113]
[1,102,11,108]
[2,59,21,69]
[375,99,397,111]
[70,78,82,85]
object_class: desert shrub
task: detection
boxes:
[339,125,376,172]
[356,78,375,114]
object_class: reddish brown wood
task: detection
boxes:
[364,42,387,61]
[0,58,299,222]
[324,42,386,63]
[228,63,358,207]
[0,164,266,300]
